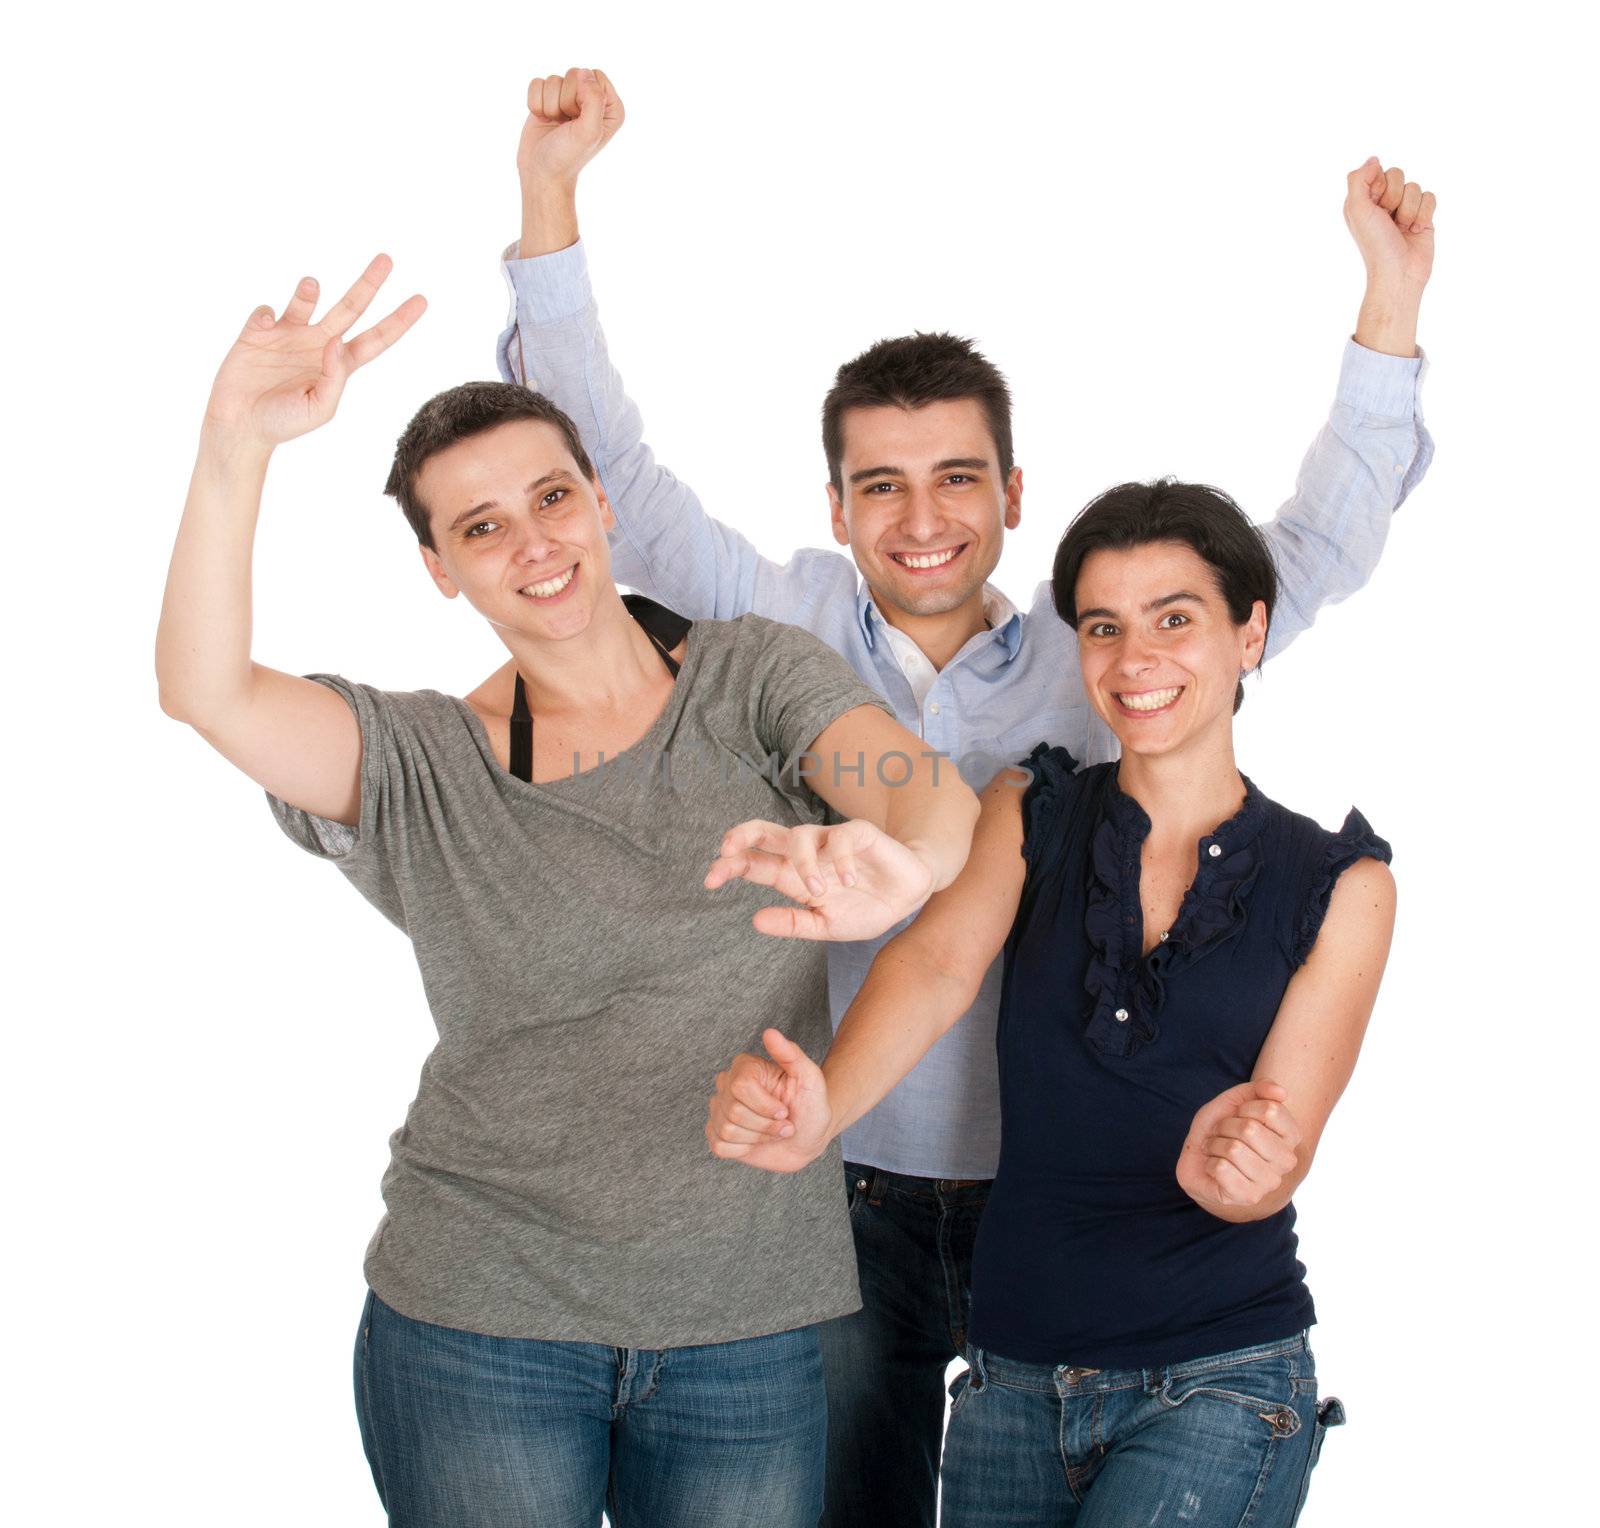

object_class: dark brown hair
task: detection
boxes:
[384,381,596,549]
[1051,478,1279,713]
[821,333,1014,492]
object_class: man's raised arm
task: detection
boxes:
[1235,158,1438,659]
[499,69,852,624]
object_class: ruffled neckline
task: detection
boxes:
[1082,768,1268,1058]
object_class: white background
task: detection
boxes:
[7,0,1596,1522]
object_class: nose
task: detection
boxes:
[1117,630,1160,678]
[509,516,563,566]
[898,484,944,542]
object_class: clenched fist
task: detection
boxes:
[1345,156,1437,291]
[1176,1079,1303,1220]
[518,67,625,189]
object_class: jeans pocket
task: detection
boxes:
[947,1363,983,1420]
[1159,1354,1302,1440]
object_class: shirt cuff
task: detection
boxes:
[500,237,593,324]
[1336,336,1429,418]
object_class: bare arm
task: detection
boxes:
[704,772,1027,1171]
[1175,856,1397,1222]
[155,257,426,824]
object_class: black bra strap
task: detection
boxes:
[508,598,692,782]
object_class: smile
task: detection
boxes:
[889,544,967,571]
[519,565,578,601]
[1115,686,1185,715]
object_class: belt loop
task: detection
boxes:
[967,1345,989,1391]
[866,1167,887,1206]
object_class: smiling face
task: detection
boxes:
[828,399,1022,619]
[1074,540,1268,761]
[414,417,618,644]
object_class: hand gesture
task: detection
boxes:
[706,818,936,941]
[517,67,624,188]
[706,1028,833,1173]
[203,254,425,451]
[1176,1079,1302,1218]
[1344,157,1437,290]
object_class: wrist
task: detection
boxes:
[518,179,581,259]
[1354,283,1422,359]
[196,421,274,476]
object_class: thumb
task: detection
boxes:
[762,1027,817,1080]
[575,68,605,131]
[1191,1079,1267,1134]
[1346,156,1382,204]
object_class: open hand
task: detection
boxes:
[706,818,936,941]
[1176,1079,1303,1217]
[203,254,425,451]
[706,1029,833,1173]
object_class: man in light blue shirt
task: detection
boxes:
[498,68,1435,1528]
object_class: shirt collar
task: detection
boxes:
[857,580,1023,662]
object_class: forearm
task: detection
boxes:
[519,175,580,259]
[820,941,977,1140]
[156,428,271,722]
[1354,275,1424,358]
[882,768,980,893]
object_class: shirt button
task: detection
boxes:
[1207,843,1222,858]
[1159,931,1169,942]
[1114,1008,1129,1023]
[928,701,941,716]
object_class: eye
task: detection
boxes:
[539,487,570,510]
[1158,611,1191,629]
[944,473,976,486]
[463,520,498,539]
[1086,621,1119,639]
[863,481,899,495]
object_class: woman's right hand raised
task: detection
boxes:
[706,1029,834,1174]
[202,253,426,452]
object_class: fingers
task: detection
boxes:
[594,68,624,128]
[1233,1096,1303,1149]
[729,1063,789,1118]
[318,253,394,340]
[531,73,564,121]
[790,826,826,899]
[344,292,428,372]
[1380,166,1405,213]
[281,276,318,326]
[1207,1116,1299,1175]
[1206,1157,1255,1203]
[240,304,276,338]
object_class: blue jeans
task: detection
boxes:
[354,1289,827,1527]
[941,1332,1344,1527]
[817,1161,990,1528]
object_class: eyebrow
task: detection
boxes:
[446,471,571,533]
[1076,589,1209,623]
[848,456,991,485]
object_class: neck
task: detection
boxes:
[1116,723,1246,841]
[498,594,666,715]
[873,585,991,671]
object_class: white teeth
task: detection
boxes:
[894,547,961,569]
[1118,687,1183,712]
[520,566,576,599]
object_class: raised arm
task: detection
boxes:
[704,772,1026,1172]
[155,257,426,823]
[1256,158,1438,658]
[502,69,853,622]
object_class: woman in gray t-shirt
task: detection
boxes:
[156,257,978,1527]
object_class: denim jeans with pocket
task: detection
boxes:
[353,1289,826,1527]
[940,1331,1344,1527]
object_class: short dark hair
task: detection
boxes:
[1051,478,1278,714]
[384,381,596,550]
[821,333,1014,493]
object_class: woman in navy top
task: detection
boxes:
[707,478,1396,1526]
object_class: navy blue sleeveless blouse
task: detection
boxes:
[968,745,1391,1370]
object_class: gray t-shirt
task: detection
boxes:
[268,612,893,1347]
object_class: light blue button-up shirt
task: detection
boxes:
[497,240,1433,1179]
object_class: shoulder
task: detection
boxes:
[1264,796,1394,969]
[1015,745,1100,862]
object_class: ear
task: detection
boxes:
[827,482,851,547]
[1240,597,1269,671]
[419,543,459,599]
[595,475,616,534]
[1004,465,1024,530]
